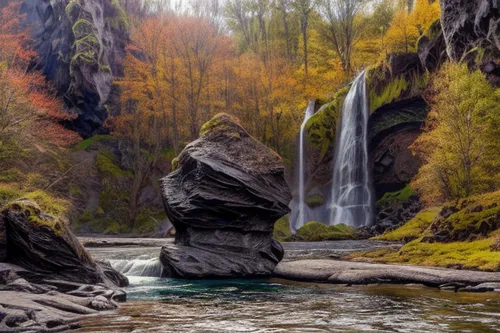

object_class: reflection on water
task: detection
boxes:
[75,277,500,333]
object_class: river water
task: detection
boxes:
[75,243,500,333]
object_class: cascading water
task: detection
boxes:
[290,100,315,233]
[329,71,373,227]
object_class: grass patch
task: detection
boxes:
[0,184,23,207]
[373,207,440,242]
[348,238,500,272]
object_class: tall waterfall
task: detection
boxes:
[290,100,315,233]
[329,71,373,227]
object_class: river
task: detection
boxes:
[74,240,500,333]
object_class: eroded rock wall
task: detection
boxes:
[20,0,128,137]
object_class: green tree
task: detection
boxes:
[411,63,500,203]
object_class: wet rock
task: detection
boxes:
[160,114,291,278]
[459,282,500,293]
[274,260,500,287]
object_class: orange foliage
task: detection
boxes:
[0,1,80,149]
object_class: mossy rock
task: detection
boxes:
[305,86,350,160]
[373,207,441,242]
[305,194,325,208]
[425,191,500,243]
[366,55,429,113]
[376,184,416,208]
[96,152,133,178]
[273,215,292,242]
[295,222,357,242]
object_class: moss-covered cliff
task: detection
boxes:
[21,0,129,137]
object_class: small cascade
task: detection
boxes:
[329,71,373,227]
[108,258,163,277]
[290,100,315,233]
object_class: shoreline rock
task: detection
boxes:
[0,201,128,331]
[274,259,500,291]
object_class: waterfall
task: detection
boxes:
[329,71,373,227]
[290,100,315,233]
[108,258,163,277]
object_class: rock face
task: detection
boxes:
[440,0,500,62]
[1,200,127,287]
[20,0,128,137]
[160,114,291,278]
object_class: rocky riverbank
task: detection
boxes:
[0,201,128,332]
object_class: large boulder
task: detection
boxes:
[1,200,127,287]
[159,114,291,278]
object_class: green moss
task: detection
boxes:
[373,207,441,242]
[25,173,47,190]
[171,157,180,171]
[376,184,416,208]
[295,222,356,242]
[305,86,350,159]
[22,190,69,217]
[349,191,500,271]
[96,152,133,178]
[75,135,112,150]
[0,184,23,207]
[424,191,500,243]
[106,0,129,31]
[366,62,429,113]
[0,168,24,182]
[199,115,229,136]
[65,0,81,17]
[305,194,325,208]
[273,215,291,242]
[348,238,500,271]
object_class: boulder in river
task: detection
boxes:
[160,113,291,278]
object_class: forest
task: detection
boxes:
[0,0,454,233]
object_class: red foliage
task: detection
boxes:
[0,0,81,148]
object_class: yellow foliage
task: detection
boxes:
[411,63,500,204]
[385,0,440,54]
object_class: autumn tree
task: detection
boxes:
[318,0,365,74]
[411,63,500,203]
[385,0,439,54]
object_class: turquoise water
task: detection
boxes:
[76,276,500,333]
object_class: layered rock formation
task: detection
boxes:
[2,200,126,286]
[0,200,127,331]
[20,0,128,137]
[160,114,291,278]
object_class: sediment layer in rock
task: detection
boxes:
[160,113,291,278]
